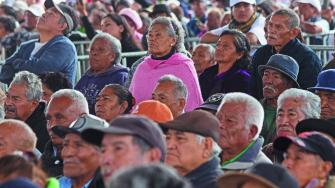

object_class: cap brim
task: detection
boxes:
[273,136,320,155]
[258,65,300,88]
[307,87,335,92]
[52,125,79,138]
[81,126,135,146]
[217,172,277,188]
[196,104,219,111]
[296,119,335,139]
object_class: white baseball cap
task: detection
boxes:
[230,0,256,7]
[295,0,321,12]
[26,4,45,17]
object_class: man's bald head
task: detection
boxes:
[0,119,37,157]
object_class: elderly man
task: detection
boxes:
[251,8,322,100]
[262,88,321,162]
[52,114,106,188]
[4,71,49,152]
[295,0,329,44]
[42,89,89,177]
[308,69,335,120]
[0,119,37,157]
[201,0,266,45]
[274,131,335,188]
[191,44,216,76]
[0,0,78,85]
[216,92,271,172]
[81,115,166,187]
[161,110,222,188]
[258,54,299,145]
[152,75,188,118]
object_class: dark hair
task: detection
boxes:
[39,72,72,92]
[0,5,17,19]
[103,13,130,42]
[104,84,135,113]
[219,29,251,69]
[0,15,16,33]
[0,154,34,180]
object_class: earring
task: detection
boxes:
[170,44,174,47]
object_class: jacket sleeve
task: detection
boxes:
[81,16,97,40]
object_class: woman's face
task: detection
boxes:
[147,23,176,57]
[215,34,243,64]
[89,38,115,73]
[101,17,123,40]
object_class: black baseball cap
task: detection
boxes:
[196,93,225,112]
[296,118,335,139]
[81,114,167,161]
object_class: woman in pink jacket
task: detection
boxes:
[129,17,203,112]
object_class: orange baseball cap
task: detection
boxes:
[132,100,173,123]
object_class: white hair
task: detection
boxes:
[50,89,89,114]
[277,88,321,119]
[197,135,222,157]
[217,92,264,140]
[157,74,188,99]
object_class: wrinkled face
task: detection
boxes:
[0,129,16,158]
[101,17,123,40]
[232,3,255,23]
[5,84,36,121]
[316,90,335,119]
[36,7,65,33]
[165,130,206,176]
[89,38,115,73]
[282,144,326,187]
[262,69,292,100]
[215,34,243,64]
[25,11,39,30]
[298,3,316,20]
[152,82,181,117]
[192,46,213,75]
[45,96,82,148]
[147,23,176,57]
[267,14,294,48]
[42,84,53,103]
[62,134,101,179]
[207,11,221,30]
[216,102,252,153]
[276,99,306,137]
[100,134,150,185]
[95,87,125,122]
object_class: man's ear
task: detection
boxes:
[177,98,186,112]
[319,161,333,179]
[119,101,128,114]
[289,27,301,40]
[146,148,162,162]
[202,138,213,159]
[248,124,258,141]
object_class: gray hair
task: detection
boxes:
[10,71,42,101]
[218,92,264,139]
[50,89,89,114]
[197,135,222,157]
[272,8,300,29]
[193,43,215,60]
[150,17,185,53]
[90,32,122,64]
[157,74,188,100]
[277,88,321,119]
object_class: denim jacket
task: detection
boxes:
[0,35,77,85]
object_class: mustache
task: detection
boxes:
[263,85,277,92]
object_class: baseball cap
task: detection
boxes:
[274,131,335,172]
[217,163,299,188]
[52,114,109,138]
[81,115,167,161]
[159,110,220,143]
[295,0,321,12]
[296,118,335,139]
[131,100,173,123]
[230,0,256,7]
[44,0,75,34]
[26,4,45,17]
[196,93,225,112]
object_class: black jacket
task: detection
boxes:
[41,141,63,177]
[25,102,50,152]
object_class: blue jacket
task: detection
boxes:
[250,38,322,99]
[185,157,222,188]
[75,64,128,114]
[0,35,77,85]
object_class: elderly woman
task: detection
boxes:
[129,17,203,111]
[199,29,251,100]
[95,84,135,123]
[75,33,128,114]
